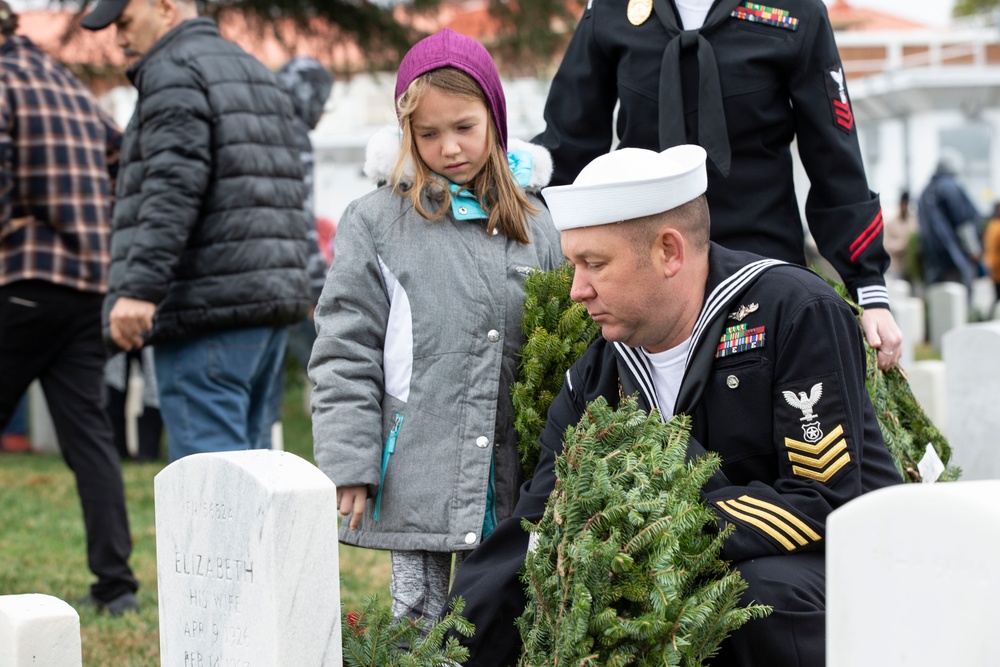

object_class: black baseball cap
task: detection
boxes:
[81,0,129,31]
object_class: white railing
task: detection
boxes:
[836,27,1000,76]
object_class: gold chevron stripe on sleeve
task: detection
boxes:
[725,498,810,546]
[716,500,797,551]
[792,452,851,482]
[788,440,848,469]
[736,495,822,541]
[784,424,845,454]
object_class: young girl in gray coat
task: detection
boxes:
[308,28,563,622]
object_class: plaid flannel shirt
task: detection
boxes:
[0,35,121,294]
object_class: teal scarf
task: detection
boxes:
[448,148,534,221]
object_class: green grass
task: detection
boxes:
[0,374,390,666]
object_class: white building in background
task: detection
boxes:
[845,26,1000,215]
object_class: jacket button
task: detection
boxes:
[476,436,489,448]
[465,532,477,545]
[726,375,739,389]
[458,206,468,215]
[487,329,500,342]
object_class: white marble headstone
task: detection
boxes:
[905,359,947,434]
[28,381,59,454]
[885,277,912,309]
[943,322,1000,480]
[828,481,1000,666]
[971,276,996,320]
[893,295,924,370]
[0,594,81,667]
[926,282,967,351]
[155,450,342,666]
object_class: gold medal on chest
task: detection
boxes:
[627,0,653,25]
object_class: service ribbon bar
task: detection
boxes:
[731,2,799,30]
[717,324,766,358]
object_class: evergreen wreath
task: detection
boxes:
[341,595,473,667]
[516,397,771,666]
[825,281,960,482]
[513,262,600,477]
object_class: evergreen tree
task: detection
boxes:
[516,397,770,666]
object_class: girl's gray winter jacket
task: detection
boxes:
[309,130,563,552]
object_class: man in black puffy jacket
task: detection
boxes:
[82,0,311,461]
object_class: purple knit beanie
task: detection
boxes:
[395,28,508,151]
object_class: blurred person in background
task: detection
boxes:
[262,57,334,448]
[0,0,138,614]
[82,0,311,461]
[917,150,982,292]
[981,201,1000,317]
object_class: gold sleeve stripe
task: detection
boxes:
[716,500,797,551]
[788,440,848,468]
[736,495,822,541]
[729,496,820,547]
[792,452,851,482]
[784,424,845,454]
[725,498,810,546]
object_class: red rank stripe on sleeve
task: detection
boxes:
[833,98,854,131]
[849,210,883,262]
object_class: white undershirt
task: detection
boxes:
[674,0,714,29]
[641,336,692,418]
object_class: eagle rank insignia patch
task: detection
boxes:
[778,375,853,483]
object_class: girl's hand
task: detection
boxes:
[337,485,369,530]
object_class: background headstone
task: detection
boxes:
[943,323,1000,480]
[885,277,912,310]
[926,282,967,351]
[828,481,1000,666]
[0,594,82,667]
[155,450,342,666]
[28,381,59,454]
[971,276,996,320]
[893,295,924,370]
[905,360,947,434]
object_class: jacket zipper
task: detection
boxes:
[372,413,403,522]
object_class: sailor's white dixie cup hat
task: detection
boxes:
[542,145,708,230]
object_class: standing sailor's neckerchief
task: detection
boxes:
[651,0,743,176]
[612,252,785,488]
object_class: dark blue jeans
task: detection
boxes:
[154,326,288,462]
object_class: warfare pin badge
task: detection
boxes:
[728,302,759,321]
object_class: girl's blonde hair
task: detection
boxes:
[392,67,537,244]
